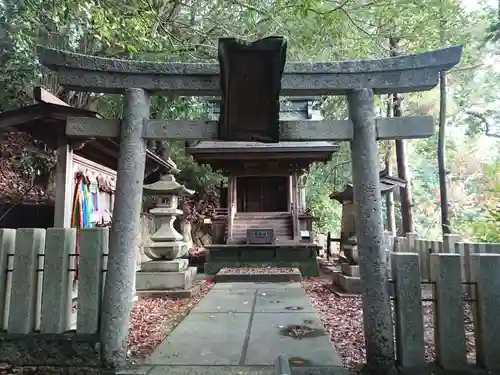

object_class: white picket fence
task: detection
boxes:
[385,232,500,371]
[0,228,109,334]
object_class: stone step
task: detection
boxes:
[234,217,291,220]
[231,234,293,240]
[234,212,291,218]
[232,225,292,230]
[232,230,293,234]
[232,228,291,232]
[232,228,292,233]
[232,223,291,227]
[233,225,291,228]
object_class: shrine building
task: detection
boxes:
[187,98,337,275]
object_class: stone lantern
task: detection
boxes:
[136,174,198,296]
[143,174,194,260]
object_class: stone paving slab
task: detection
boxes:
[191,289,255,313]
[254,290,316,313]
[147,312,250,365]
[146,365,275,375]
[245,312,342,366]
[211,282,303,290]
[255,287,308,297]
[215,269,302,283]
[148,281,342,368]
[117,365,351,375]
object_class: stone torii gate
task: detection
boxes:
[38,40,462,371]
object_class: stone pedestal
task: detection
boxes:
[334,262,393,296]
[341,263,360,277]
[334,263,362,294]
[136,259,199,297]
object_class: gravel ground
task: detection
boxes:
[304,276,477,369]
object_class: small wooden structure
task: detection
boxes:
[189,140,335,242]
[188,140,335,275]
[188,97,336,275]
[329,171,406,252]
[0,87,176,227]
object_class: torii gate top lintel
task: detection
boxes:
[38,45,462,95]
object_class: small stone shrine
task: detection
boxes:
[136,174,199,296]
[330,171,405,293]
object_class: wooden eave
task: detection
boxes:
[0,103,175,174]
[187,141,337,172]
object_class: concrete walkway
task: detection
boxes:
[140,282,344,375]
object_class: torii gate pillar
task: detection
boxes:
[100,89,150,366]
[349,88,395,371]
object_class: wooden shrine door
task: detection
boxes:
[237,176,288,212]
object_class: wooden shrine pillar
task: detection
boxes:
[53,136,74,228]
[34,88,74,228]
[227,176,236,242]
[290,171,300,241]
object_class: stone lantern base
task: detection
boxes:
[135,259,199,297]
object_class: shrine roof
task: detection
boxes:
[187,141,337,154]
[330,172,406,203]
[0,102,176,174]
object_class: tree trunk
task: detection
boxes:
[438,1,451,235]
[438,71,450,234]
[385,96,396,235]
[390,36,414,234]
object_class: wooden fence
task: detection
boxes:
[0,227,108,367]
[391,252,500,371]
[384,232,500,371]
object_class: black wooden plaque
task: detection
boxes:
[218,36,287,143]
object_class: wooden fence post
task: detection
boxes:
[77,228,109,334]
[8,229,46,334]
[391,252,425,369]
[431,253,467,369]
[471,253,500,370]
[40,228,76,333]
[0,229,15,330]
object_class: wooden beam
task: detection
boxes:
[146,120,218,140]
[66,116,434,141]
[377,116,434,140]
[33,87,70,107]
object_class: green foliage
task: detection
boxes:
[154,97,223,192]
[0,0,498,243]
[306,163,341,234]
[453,161,500,242]
[18,144,56,179]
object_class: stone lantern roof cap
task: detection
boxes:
[143,174,195,196]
